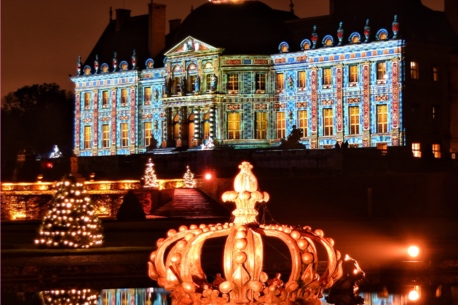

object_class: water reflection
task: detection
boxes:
[4,288,416,305]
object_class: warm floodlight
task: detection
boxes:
[204,173,212,180]
[408,286,421,302]
[407,245,420,258]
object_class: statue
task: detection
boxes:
[202,136,215,150]
[147,134,158,151]
[210,74,218,91]
[194,75,200,93]
[49,145,62,158]
[279,125,305,149]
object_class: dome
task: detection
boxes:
[170,1,298,55]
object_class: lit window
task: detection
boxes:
[227,74,239,92]
[173,77,182,94]
[412,142,421,158]
[432,66,439,82]
[376,142,388,155]
[173,114,180,140]
[349,106,360,135]
[298,110,308,137]
[205,74,212,92]
[410,61,419,79]
[228,112,241,139]
[297,71,306,89]
[323,68,332,86]
[349,65,358,83]
[121,123,128,147]
[376,104,388,133]
[255,73,266,92]
[203,112,210,140]
[323,108,333,136]
[432,144,441,158]
[276,73,284,91]
[256,112,268,139]
[144,87,152,104]
[84,126,91,149]
[144,122,152,147]
[102,91,109,108]
[376,61,387,81]
[276,112,286,139]
[102,124,110,148]
[121,89,128,105]
[84,92,91,109]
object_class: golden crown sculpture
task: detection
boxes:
[148,161,364,305]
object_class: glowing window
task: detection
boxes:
[256,112,268,139]
[349,106,360,135]
[144,87,152,104]
[412,142,421,158]
[84,92,91,109]
[323,108,333,136]
[227,74,239,92]
[101,91,109,108]
[173,114,180,140]
[410,61,419,79]
[377,142,388,155]
[121,123,128,147]
[144,122,152,146]
[203,112,210,140]
[298,110,308,137]
[349,65,358,83]
[276,73,284,91]
[376,105,388,133]
[376,62,387,81]
[433,66,439,82]
[432,144,441,159]
[323,68,332,86]
[276,112,286,139]
[83,126,91,149]
[121,89,128,105]
[297,71,306,89]
[228,112,241,139]
[102,124,110,148]
[255,73,266,92]
[206,74,212,92]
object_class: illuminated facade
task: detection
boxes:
[71,0,458,157]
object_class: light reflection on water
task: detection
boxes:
[4,287,410,305]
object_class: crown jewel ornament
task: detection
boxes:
[148,162,364,305]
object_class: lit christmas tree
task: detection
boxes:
[183,165,196,188]
[35,175,103,249]
[142,158,158,188]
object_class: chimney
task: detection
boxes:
[169,19,182,36]
[148,3,166,59]
[445,0,458,36]
[116,9,131,32]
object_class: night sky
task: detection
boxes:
[1,0,444,97]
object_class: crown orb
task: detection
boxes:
[236,230,247,239]
[290,230,301,240]
[240,191,251,200]
[156,238,165,247]
[171,253,181,264]
[176,239,187,250]
[297,238,309,250]
[302,252,314,264]
[235,238,247,250]
[314,229,324,237]
[182,281,195,293]
[167,228,177,237]
[234,251,247,264]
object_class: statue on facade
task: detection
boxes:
[363,19,371,42]
[194,75,200,93]
[147,134,158,151]
[279,125,305,149]
[49,145,63,158]
[337,22,344,46]
[181,76,187,95]
[210,74,218,91]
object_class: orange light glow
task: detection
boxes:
[408,286,421,301]
[407,245,420,258]
[205,173,212,180]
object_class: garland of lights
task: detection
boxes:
[183,165,196,188]
[40,289,99,305]
[35,176,103,249]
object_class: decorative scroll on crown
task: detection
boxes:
[148,162,364,305]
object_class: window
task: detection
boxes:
[121,123,128,147]
[349,106,360,135]
[84,92,91,109]
[173,77,182,94]
[432,66,439,82]
[276,112,286,139]
[102,124,110,148]
[144,122,152,147]
[84,126,91,149]
[298,110,308,137]
[121,89,128,105]
[256,112,268,139]
[276,73,284,91]
[144,87,152,104]
[227,74,239,92]
[102,91,109,108]
[376,61,387,81]
[432,144,441,159]
[203,112,210,140]
[410,61,419,79]
[412,142,421,158]
[189,75,197,92]
[205,74,212,92]
[255,73,266,92]
[376,143,388,155]
[297,71,306,89]
[323,108,333,136]
[323,68,332,86]
[173,114,180,140]
[376,104,388,133]
[228,112,241,139]
[349,65,358,83]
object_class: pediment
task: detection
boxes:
[165,36,223,57]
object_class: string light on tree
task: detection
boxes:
[183,165,196,188]
[34,175,103,249]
